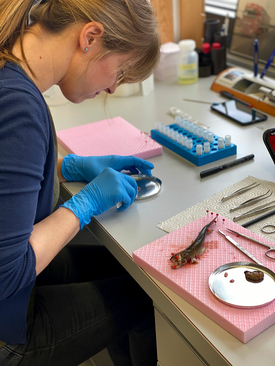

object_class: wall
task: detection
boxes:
[151,0,205,47]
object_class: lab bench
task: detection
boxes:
[51,75,275,366]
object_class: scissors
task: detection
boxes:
[226,228,275,260]
[261,224,275,234]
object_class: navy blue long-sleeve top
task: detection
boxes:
[0,63,55,344]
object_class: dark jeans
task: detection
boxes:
[0,241,157,366]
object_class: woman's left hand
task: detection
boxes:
[61,154,154,182]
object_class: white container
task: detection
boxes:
[154,42,180,81]
[111,82,140,97]
[177,39,198,85]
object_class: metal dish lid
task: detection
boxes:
[209,261,275,308]
[131,175,162,200]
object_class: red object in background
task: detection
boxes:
[241,3,270,36]
[202,43,211,54]
[212,42,221,50]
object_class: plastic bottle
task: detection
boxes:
[201,43,211,65]
[211,42,226,75]
[177,40,198,85]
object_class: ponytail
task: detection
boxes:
[0,0,33,69]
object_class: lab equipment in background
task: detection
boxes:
[261,47,275,79]
[253,39,259,77]
[154,42,180,82]
[177,40,198,85]
[211,66,275,117]
[263,127,275,163]
[211,42,226,75]
[198,43,212,78]
[151,117,236,167]
[111,82,140,97]
[221,13,229,36]
[213,32,228,74]
[211,98,268,126]
[204,18,220,44]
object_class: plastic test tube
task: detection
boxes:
[163,126,169,136]
[186,138,193,150]
[202,129,208,140]
[218,137,225,149]
[192,125,198,136]
[225,135,231,146]
[207,132,214,143]
[204,141,210,153]
[196,144,203,155]
[172,130,178,141]
[182,136,188,146]
[197,127,203,138]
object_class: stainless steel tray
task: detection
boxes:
[209,262,275,308]
[132,175,162,200]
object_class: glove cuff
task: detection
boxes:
[60,183,106,230]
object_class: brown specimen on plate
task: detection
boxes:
[244,270,264,283]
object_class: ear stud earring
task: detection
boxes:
[84,47,88,52]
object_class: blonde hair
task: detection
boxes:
[0,0,160,84]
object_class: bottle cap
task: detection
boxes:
[212,42,221,49]
[178,39,196,51]
[202,43,211,53]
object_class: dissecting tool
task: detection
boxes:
[218,230,263,265]
[221,182,260,202]
[261,224,275,234]
[226,228,275,260]
[229,190,272,212]
[233,200,275,222]
[242,208,275,228]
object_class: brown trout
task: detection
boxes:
[170,215,217,269]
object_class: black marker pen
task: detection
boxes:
[200,154,255,178]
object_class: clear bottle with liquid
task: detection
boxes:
[177,39,198,84]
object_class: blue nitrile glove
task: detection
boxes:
[61,167,138,230]
[61,154,154,182]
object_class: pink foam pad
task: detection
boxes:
[57,116,162,159]
[133,213,275,343]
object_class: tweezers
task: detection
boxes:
[233,199,275,222]
[229,190,272,212]
[221,182,260,202]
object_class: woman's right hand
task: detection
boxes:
[61,167,138,229]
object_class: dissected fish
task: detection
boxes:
[170,215,218,269]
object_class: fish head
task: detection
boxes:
[170,252,188,269]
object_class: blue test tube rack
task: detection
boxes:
[151,123,237,167]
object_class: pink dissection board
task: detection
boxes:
[56,116,162,159]
[133,213,275,343]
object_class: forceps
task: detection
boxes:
[226,228,275,260]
